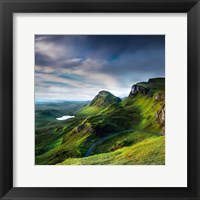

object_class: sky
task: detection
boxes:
[35,35,165,102]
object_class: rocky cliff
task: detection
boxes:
[129,77,165,97]
[154,92,165,135]
[128,78,165,135]
[129,84,150,97]
[156,104,165,135]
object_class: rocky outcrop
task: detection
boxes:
[129,77,165,98]
[75,123,94,134]
[129,84,149,97]
[154,92,165,101]
[156,104,165,135]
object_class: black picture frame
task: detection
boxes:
[0,0,200,199]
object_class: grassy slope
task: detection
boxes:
[36,130,93,165]
[91,130,160,155]
[60,136,165,165]
[122,93,164,133]
[35,117,94,164]
[77,105,104,116]
[35,116,87,158]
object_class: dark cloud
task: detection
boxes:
[85,35,164,56]
[36,35,162,54]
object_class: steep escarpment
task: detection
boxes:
[129,77,165,97]
[156,104,165,135]
[129,84,150,97]
[125,78,165,134]
[154,92,165,135]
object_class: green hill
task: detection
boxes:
[77,90,121,116]
[90,90,121,107]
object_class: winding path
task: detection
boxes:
[84,129,161,157]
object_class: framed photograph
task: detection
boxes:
[34,34,166,166]
[0,0,200,199]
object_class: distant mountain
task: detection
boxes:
[90,90,121,107]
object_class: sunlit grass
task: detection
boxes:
[60,136,165,165]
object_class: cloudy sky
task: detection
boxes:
[35,35,165,102]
